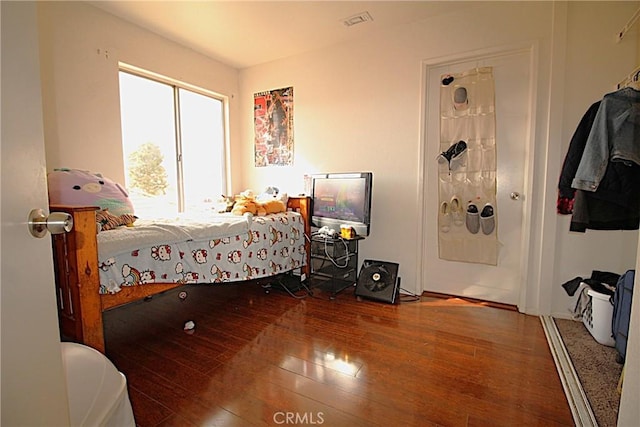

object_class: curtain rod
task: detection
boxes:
[617,6,640,42]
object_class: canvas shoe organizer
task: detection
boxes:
[437,67,498,266]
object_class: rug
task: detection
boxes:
[554,318,623,427]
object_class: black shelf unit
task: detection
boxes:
[310,235,363,298]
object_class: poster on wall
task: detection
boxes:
[254,87,294,166]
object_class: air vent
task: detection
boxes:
[341,11,373,27]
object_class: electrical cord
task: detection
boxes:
[262,272,313,299]
[310,230,350,268]
[323,236,349,268]
[308,228,361,300]
[308,285,355,301]
[398,287,421,302]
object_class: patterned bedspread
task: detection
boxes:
[97,212,306,294]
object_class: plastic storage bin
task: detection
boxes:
[582,288,615,347]
[62,342,135,426]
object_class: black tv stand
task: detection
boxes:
[309,234,363,299]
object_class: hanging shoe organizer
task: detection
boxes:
[437,67,498,266]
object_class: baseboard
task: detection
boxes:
[540,315,597,427]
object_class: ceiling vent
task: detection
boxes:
[341,11,373,27]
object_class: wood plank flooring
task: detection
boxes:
[103,280,574,427]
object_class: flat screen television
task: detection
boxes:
[310,172,373,237]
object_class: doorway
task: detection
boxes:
[421,46,536,306]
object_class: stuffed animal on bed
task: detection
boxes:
[231,190,264,216]
[231,189,286,216]
[215,195,235,213]
[95,209,137,231]
[256,186,287,214]
[261,198,286,215]
[48,168,136,218]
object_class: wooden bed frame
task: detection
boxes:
[50,196,311,354]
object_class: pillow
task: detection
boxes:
[95,209,137,231]
[48,168,135,216]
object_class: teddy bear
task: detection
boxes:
[231,189,287,216]
[231,190,266,216]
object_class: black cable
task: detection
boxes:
[308,284,355,301]
[399,287,421,302]
[263,272,313,299]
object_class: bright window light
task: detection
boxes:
[118,69,226,218]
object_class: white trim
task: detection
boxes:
[540,315,597,427]
[516,41,539,313]
[119,62,226,101]
[415,53,431,295]
[528,1,567,316]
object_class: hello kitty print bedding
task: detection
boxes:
[96,212,306,294]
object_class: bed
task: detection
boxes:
[50,196,311,354]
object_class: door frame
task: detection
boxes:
[416,42,539,311]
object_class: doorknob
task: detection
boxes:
[28,209,73,238]
[510,192,521,201]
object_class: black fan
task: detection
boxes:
[361,265,391,292]
[355,260,400,303]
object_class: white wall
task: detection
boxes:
[38,1,240,190]
[238,2,638,302]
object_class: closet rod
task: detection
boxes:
[617,6,640,42]
[618,64,640,89]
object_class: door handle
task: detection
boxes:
[510,192,521,201]
[28,209,73,238]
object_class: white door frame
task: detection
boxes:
[416,42,539,311]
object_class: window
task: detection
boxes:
[118,67,226,218]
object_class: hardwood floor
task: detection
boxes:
[103,280,574,427]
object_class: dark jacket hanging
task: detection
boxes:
[557,91,640,232]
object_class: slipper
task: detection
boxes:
[450,196,464,226]
[466,202,480,234]
[439,201,451,233]
[480,203,495,235]
[453,87,469,111]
